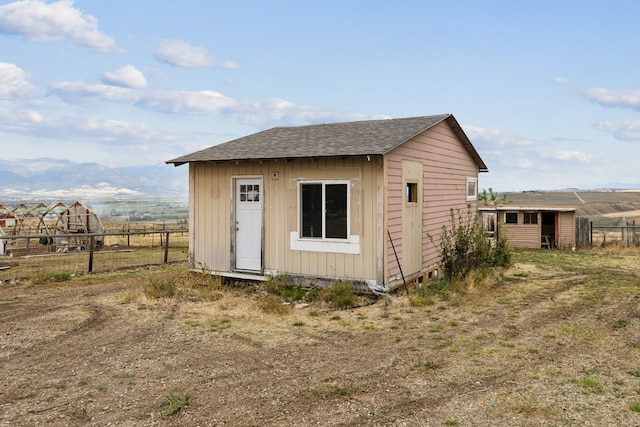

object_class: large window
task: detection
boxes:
[300,181,348,239]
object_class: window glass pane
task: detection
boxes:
[325,184,348,239]
[406,182,417,203]
[486,215,495,233]
[524,212,537,224]
[505,212,518,224]
[301,184,322,238]
[467,180,477,197]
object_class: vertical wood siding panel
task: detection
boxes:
[558,212,576,248]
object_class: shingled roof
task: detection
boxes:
[167,114,488,171]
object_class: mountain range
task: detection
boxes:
[1,158,638,204]
[0,158,188,202]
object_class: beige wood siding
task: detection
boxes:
[557,212,576,249]
[189,156,383,283]
[385,121,480,282]
[401,160,423,274]
[500,212,539,248]
[502,224,540,248]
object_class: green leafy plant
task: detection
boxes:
[479,187,511,206]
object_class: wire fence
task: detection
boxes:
[577,218,640,248]
[0,228,189,282]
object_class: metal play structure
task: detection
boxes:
[0,201,105,256]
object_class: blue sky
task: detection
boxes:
[1,0,639,191]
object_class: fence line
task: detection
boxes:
[577,218,640,247]
[0,228,189,282]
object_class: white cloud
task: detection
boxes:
[242,98,385,126]
[154,39,239,69]
[464,126,538,147]
[0,0,120,52]
[102,65,148,89]
[67,116,184,143]
[596,120,640,141]
[48,81,139,104]
[553,77,569,84]
[0,107,183,144]
[0,62,35,99]
[584,87,640,111]
[48,79,381,126]
[539,149,592,164]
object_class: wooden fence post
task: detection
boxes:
[88,235,95,273]
[163,232,170,264]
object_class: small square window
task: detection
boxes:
[524,212,538,224]
[466,178,478,201]
[505,212,518,224]
[406,182,418,203]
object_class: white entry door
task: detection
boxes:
[235,178,262,271]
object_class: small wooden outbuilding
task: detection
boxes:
[479,205,577,249]
[168,114,488,291]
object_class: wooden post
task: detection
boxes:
[590,221,593,248]
[88,235,95,273]
[164,232,170,264]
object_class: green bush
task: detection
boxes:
[430,206,511,284]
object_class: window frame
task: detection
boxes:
[504,212,518,224]
[291,179,359,254]
[299,180,349,240]
[523,212,538,225]
[466,177,478,201]
[406,181,418,204]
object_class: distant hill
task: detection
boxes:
[504,190,640,226]
[0,158,188,203]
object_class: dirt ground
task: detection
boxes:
[1,250,640,426]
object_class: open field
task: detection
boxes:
[1,248,640,426]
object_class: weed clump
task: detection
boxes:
[409,285,435,307]
[31,270,72,285]
[324,280,356,309]
[258,294,290,314]
[141,266,222,301]
[263,275,307,302]
[160,389,191,417]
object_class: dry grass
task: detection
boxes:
[1,248,639,425]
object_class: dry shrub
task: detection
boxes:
[258,294,291,314]
[141,266,222,301]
